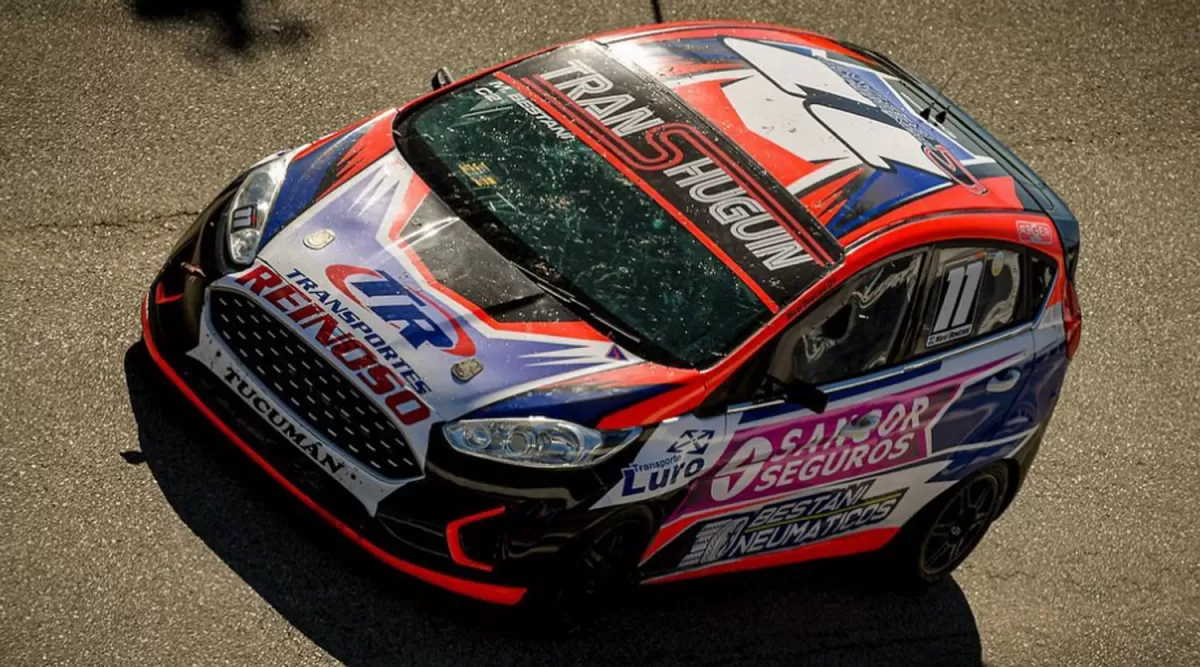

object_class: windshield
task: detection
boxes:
[396,74,771,367]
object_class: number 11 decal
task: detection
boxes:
[928,260,983,347]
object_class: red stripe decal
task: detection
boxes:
[315,111,398,201]
[154,282,183,305]
[386,176,432,240]
[644,527,897,585]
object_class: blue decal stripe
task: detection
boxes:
[738,361,943,425]
[262,122,374,245]
[466,384,676,426]
[828,164,949,237]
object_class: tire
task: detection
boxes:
[520,510,654,628]
[885,463,1011,587]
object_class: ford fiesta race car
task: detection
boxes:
[143,21,1082,607]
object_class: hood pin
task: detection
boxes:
[451,358,483,383]
[303,228,336,250]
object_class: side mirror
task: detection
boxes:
[765,371,828,414]
[693,373,828,419]
[431,67,456,90]
[781,379,829,414]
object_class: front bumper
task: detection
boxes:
[141,209,661,605]
[142,289,530,605]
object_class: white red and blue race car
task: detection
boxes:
[143,21,1082,608]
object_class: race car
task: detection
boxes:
[142,21,1082,607]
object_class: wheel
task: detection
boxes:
[569,514,648,601]
[520,510,653,628]
[887,463,1011,586]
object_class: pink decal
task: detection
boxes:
[675,368,989,518]
[1017,220,1054,246]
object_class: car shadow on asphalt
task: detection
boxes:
[123,341,983,667]
[126,0,314,55]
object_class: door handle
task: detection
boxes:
[840,410,881,438]
[986,368,1022,393]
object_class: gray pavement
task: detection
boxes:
[1,1,1198,665]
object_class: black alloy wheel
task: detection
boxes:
[882,463,1011,587]
[915,465,1009,581]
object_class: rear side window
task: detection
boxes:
[1029,252,1057,313]
[917,247,1022,353]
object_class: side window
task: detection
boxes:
[774,253,923,386]
[917,247,1023,354]
[1029,252,1057,313]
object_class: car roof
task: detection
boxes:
[593,23,1045,250]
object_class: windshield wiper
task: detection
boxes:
[480,291,548,318]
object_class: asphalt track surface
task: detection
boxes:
[2,1,1199,665]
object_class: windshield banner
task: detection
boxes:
[496,43,843,310]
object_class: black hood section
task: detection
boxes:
[399,188,580,324]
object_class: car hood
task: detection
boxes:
[253,139,678,425]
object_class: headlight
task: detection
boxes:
[225,156,288,266]
[443,418,640,468]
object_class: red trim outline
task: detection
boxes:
[154,282,183,305]
[597,210,1064,429]
[446,506,507,572]
[140,296,526,606]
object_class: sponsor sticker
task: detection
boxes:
[679,481,904,569]
[187,318,415,515]
[230,205,256,230]
[322,264,476,357]
[676,376,964,517]
[1016,220,1054,246]
[591,420,733,509]
[926,257,984,348]
[498,43,841,305]
[234,263,434,424]
[219,363,346,476]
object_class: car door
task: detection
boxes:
[641,245,1039,578]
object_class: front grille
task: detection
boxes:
[208,289,421,480]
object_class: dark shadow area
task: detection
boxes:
[124,341,982,667]
[126,0,314,55]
